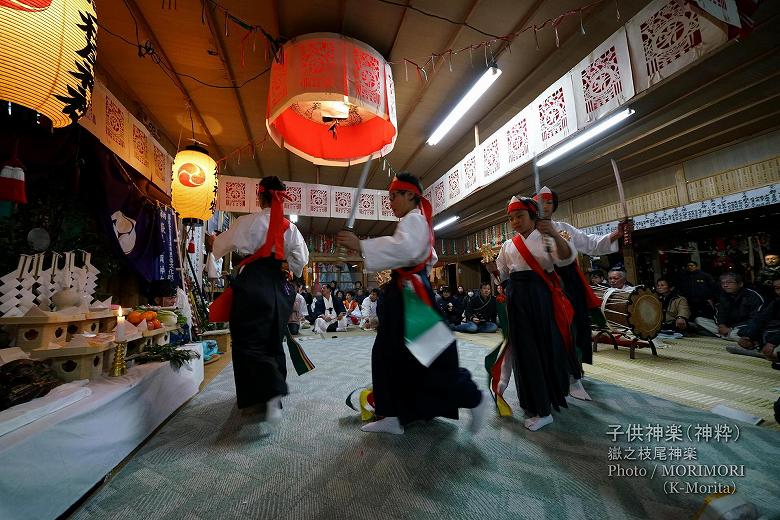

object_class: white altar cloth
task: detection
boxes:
[0,344,204,520]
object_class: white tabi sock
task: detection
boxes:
[569,379,592,401]
[266,396,283,423]
[361,416,404,434]
[469,390,490,434]
[523,415,553,431]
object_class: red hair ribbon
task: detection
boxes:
[257,185,292,260]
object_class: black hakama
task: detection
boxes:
[372,273,481,425]
[557,263,594,377]
[507,270,570,417]
[229,257,295,409]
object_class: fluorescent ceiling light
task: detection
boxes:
[433,215,460,231]
[536,108,635,167]
[290,214,299,222]
[427,67,502,146]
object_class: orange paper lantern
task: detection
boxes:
[171,146,218,223]
[0,0,98,127]
[266,33,397,167]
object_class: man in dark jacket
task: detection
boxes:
[453,283,498,333]
[735,277,780,357]
[694,272,763,341]
[678,261,718,319]
[438,287,464,329]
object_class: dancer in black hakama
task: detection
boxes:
[493,196,577,431]
[337,173,487,435]
[533,187,624,400]
[209,176,309,421]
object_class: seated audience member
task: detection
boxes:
[360,288,380,330]
[453,283,498,333]
[756,253,780,300]
[438,287,464,330]
[735,277,780,357]
[454,286,467,306]
[312,285,349,333]
[694,272,763,341]
[288,285,307,335]
[655,278,690,333]
[355,287,366,301]
[608,269,633,290]
[343,291,361,326]
[678,261,718,319]
[589,270,608,287]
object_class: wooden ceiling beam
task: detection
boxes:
[399,0,547,185]
[123,0,227,164]
[203,2,265,178]
[364,0,482,190]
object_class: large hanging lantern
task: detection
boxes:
[171,146,218,224]
[266,33,397,167]
[0,0,98,128]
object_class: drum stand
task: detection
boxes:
[592,329,658,360]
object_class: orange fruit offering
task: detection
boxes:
[127,311,144,325]
[142,310,157,321]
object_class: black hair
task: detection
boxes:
[149,279,176,298]
[395,172,422,204]
[259,176,286,206]
[656,277,672,286]
[480,282,492,289]
[588,270,605,278]
[346,291,355,297]
[370,288,380,295]
[687,260,699,266]
[515,196,539,220]
[720,272,743,283]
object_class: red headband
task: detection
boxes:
[507,198,537,215]
[388,179,422,196]
[533,192,554,202]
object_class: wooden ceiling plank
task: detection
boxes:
[203,2,265,178]
[364,0,482,189]
[123,0,227,163]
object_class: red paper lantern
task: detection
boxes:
[266,33,397,167]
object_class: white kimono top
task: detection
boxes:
[360,208,438,272]
[361,296,378,319]
[495,230,577,283]
[212,208,309,278]
[554,220,617,256]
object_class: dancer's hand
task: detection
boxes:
[205,232,215,253]
[337,230,361,253]
[536,218,555,235]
